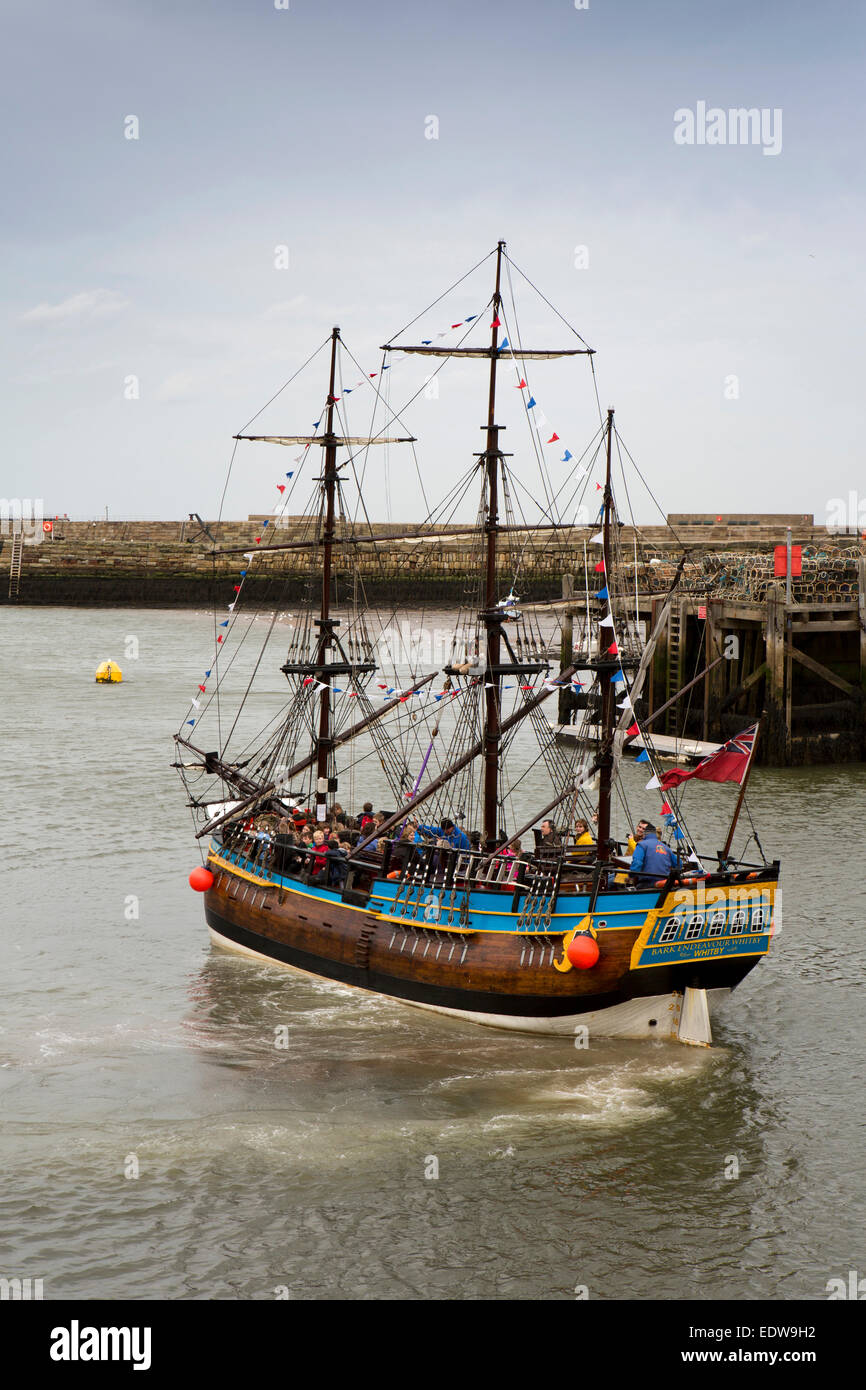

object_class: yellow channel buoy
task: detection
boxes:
[95,660,123,683]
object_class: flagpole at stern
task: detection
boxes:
[719,721,761,864]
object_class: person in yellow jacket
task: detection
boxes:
[614,818,651,883]
[574,817,594,846]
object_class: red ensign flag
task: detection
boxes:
[659,723,758,790]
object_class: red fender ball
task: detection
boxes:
[189,866,215,892]
[567,933,600,970]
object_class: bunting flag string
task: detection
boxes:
[340,309,485,393]
[183,309,489,730]
[619,713,688,842]
[502,352,596,487]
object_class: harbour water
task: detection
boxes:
[2,607,865,1301]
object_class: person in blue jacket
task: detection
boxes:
[415,817,471,851]
[628,823,679,881]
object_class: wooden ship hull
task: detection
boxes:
[202,838,778,1044]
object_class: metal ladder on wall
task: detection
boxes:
[7,531,23,599]
[665,602,684,735]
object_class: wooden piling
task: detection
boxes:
[705,599,726,739]
[764,583,788,763]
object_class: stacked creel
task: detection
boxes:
[640,546,863,603]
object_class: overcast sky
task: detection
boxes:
[3,0,864,524]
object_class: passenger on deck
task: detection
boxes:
[628,823,679,881]
[359,802,375,831]
[274,816,294,875]
[309,829,329,878]
[328,836,349,888]
[416,817,471,851]
[614,818,651,884]
[507,838,523,880]
[537,818,562,853]
[494,835,519,881]
[391,821,417,871]
[360,813,389,852]
[573,818,594,846]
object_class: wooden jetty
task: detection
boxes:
[545,552,866,768]
[555,724,722,763]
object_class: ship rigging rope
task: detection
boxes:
[502,252,595,352]
[611,424,657,593]
[218,607,284,757]
[181,460,327,744]
[503,250,604,430]
[503,426,607,582]
[659,632,708,852]
[498,271,557,522]
[204,453,448,774]
[608,559,697,854]
[197,335,331,756]
[335,339,485,547]
[384,247,496,344]
[190,262,604,751]
[503,413,605,531]
[187,258,687,843]
[177,556,294,739]
[332,316,484,477]
[213,332,331,532]
[610,426,689,551]
[741,798,768,864]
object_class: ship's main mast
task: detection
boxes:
[313,326,341,823]
[378,240,594,844]
[481,242,505,845]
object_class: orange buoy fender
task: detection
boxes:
[566,932,600,970]
[189,866,214,892]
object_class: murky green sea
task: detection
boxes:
[2,607,865,1301]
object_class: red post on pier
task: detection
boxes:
[773,544,801,577]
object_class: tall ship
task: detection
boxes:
[175,242,779,1046]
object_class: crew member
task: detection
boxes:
[629,823,679,881]
[415,817,471,851]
